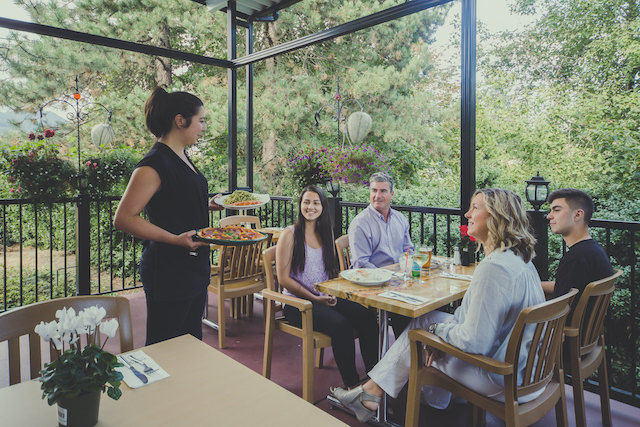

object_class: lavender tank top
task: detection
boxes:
[284,226,328,297]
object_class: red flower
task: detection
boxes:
[86,161,92,167]
[28,133,36,140]
[44,129,55,138]
[335,94,341,100]
[459,225,476,246]
[36,134,44,140]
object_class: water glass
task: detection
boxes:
[398,255,410,279]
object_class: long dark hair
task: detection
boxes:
[291,185,339,279]
[144,87,203,138]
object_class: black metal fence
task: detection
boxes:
[0,194,638,407]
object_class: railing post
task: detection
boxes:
[330,196,343,239]
[76,193,91,295]
[527,210,549,281]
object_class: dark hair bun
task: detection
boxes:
[144,87,203,138]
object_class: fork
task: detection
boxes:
[127,355,155,374]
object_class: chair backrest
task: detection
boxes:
[219,215,261,229]
[218,238,269,286]
[503,288,578,400]
[263,245,278,293]
[335,234,351,271]
[568,270,622,355]
[0,295,133,385]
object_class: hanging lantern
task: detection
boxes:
[91,122,115,148]
[345,111,372,144]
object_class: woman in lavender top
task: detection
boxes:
[276,185,378,388]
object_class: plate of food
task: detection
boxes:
[214,191,270,210]
[193,226,268,245]
[340,268,394,286]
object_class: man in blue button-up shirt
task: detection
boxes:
[348,172,414,336]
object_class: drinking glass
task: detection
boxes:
[398,255,410,280]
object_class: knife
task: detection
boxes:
[121,355,148,384]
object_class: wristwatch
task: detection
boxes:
[427,322,438,335]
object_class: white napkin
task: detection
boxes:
[379,290,430,305]
[116,350,170,389]
[440,272,474,281]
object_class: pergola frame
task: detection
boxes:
[0,0,475,209]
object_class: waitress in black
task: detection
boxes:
[114,87,222,345]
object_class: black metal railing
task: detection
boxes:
[1,194,638,407]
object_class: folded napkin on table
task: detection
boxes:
[116,350,170,389]
[440,272,474,281]
[379,290,431,305]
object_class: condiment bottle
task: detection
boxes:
[453,246,461,265]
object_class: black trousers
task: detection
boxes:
[144,288,207,345]
[283,297,379,388]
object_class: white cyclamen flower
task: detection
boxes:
[79,306,107,334]
[99,318,119,338]
[55,307,82,345]
[34,320,63,350]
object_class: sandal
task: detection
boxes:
[330,385,381,423]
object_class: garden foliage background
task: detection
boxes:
[0,0,638,395]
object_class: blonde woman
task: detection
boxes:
[331,188,545,422]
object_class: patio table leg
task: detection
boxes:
[376,309,390,424]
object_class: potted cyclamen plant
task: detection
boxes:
[458,225,477,266]
[34,306,123,427]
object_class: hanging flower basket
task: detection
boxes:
[288,144,389,189]
[1,131,75,201]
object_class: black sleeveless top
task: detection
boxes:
[138,142,210,302]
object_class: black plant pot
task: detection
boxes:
[461,249,471,267]
[57,391,101,427]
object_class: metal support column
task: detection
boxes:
[460,0,476,214]
[246,21,254,191]
[227,0,238,192]
[76,194,91,295]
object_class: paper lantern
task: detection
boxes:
[346,112,372,144]
[91,123,115,148]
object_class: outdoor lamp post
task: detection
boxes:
[38,75,114,296]
[525,172,551,280]
[314,76,367,148]
[525,172,550,211]
[326,179,340,198]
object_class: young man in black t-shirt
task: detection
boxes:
[541,188,613,302]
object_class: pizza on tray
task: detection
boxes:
[195,226,265,242]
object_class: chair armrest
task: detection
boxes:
[563,326,579,337]
[261,289,312,312]
[408,329,512,376]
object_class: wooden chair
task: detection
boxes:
[219,215,261,229]
[0,295,133,386]
[218,215,263,316]
[564,270,622,427]
[335,234,351,271]
[261,245,332,403]
[405,288,579,427]
[204,237,269,348]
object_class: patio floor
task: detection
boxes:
[128,290,640,426]
[3,290,639,426]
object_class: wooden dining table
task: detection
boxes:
[315,257,477,424]
[0,334,347,426]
